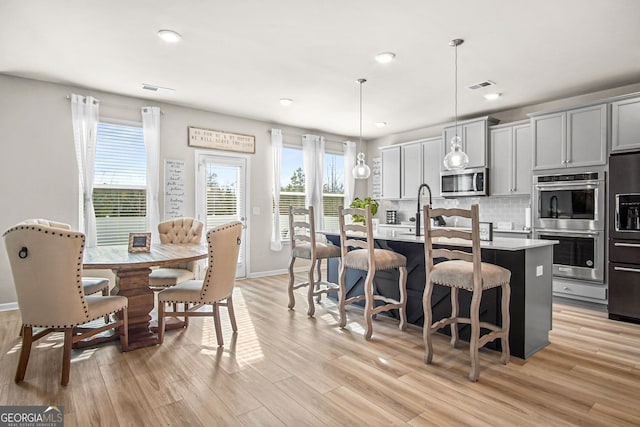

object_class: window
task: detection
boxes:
[278,147,344,238]
[93,122,147,246]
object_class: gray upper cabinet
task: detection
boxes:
[611,95,640,153]
[531,103,607,170]
[400,142,422,199]
[422,137,442,198]
[442,117,498,170]
[489,121,532,196]
[380,145,401,199]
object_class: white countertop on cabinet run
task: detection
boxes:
[323,229,556,251]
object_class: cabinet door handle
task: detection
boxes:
[614,242,640,248]
[614,266,640,274]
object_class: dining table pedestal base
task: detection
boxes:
[112,267,159,350]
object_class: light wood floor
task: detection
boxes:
[1,273,639,426]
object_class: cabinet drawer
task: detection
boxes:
[553,280,607,300]
[609,239,640,263]
[609,262,640,318]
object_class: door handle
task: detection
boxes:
[614,242,640,248]
[614,266,640,274]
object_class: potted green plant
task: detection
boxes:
[349,197,379,224]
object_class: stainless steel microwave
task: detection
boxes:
[440,167,488,197]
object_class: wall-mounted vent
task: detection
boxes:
[141,83,176,92]
[466,80,496,90]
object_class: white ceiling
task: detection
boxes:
[1,0,639,139]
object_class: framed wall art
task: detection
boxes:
[188,126,255,153]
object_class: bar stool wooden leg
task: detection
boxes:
[423,282,434,364]
[287,256,296,310]
[338,260,348,328]
[364,270,375,341]
[398,266,408,331]
[307,259,316,317]
[501,283,511,364]
[450,287,460,347]
[469,288,482,382]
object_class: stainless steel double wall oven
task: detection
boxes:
[533,171,606,283]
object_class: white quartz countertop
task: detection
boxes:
[323,230,556,251]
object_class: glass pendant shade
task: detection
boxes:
[352,152,371,179]
[352,78,370,180]
[443,135,469,170]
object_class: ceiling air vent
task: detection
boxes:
[466,80,496,90]
[141,83,176,93]
[142,84,159,91]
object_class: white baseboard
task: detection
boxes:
[0,302,18,312]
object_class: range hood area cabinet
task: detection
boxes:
[379,136,443,201]
[611,94,640,153]
[489,120,532,196]
[529,102,607,171]
[442,116,499,170]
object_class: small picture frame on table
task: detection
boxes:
[479,222,493,241]
[128,232,151,253]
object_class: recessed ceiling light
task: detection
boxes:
[375,52,396,63]
[375,122,387,127]
[484,93,501,101]
[157,29,182,43]
[279,98,293,106]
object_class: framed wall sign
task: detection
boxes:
[188,126,255,153]
[479,222,493,241]
[128,232,151,253]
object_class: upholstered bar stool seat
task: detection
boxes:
[338,205,407,340]
[288,206,341,317]
[422,205,511,382]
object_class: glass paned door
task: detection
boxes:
[197,154,247,278]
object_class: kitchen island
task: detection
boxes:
[324,230,556,359]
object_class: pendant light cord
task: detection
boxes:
[454,42,458,134]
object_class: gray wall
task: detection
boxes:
[0,74,364,304]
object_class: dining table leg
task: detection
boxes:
[112,267,159,350]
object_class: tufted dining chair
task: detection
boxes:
[3,223,128,386]
[149,217,204,289]
[287,206,341,316]
[157,221,242,347]
[338,205,408,340]
[422,204,511,381]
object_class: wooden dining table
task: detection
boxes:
[83,243,208,350]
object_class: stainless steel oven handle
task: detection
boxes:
[614,266,640,274]
[614,242,640,248]
[534,182,600,189]
[473,173,478,192]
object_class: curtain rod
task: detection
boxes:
[65,95,164,115]
[268,129,349,145]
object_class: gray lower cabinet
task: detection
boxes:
[611,95,640,152]
[490,121,532,196]
[422,137,442,197]
[531,103,607,170]
[442,116,498,170]
[380,145,401,199]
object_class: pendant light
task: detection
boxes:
[352,78,371,180]
[443,38,469,171]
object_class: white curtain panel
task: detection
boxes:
[71,94,99,247]
[270,128,283,251]
[343,140,357,208]
[142,106,161,244]
[302,134,325,228]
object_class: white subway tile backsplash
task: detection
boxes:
[378,195,531,230]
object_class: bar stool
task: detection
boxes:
[422,204,511,381]
[338,205,407,340]
[287,206,341,316]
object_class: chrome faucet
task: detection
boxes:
[416,183,433,236]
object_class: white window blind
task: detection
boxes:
[277,147,344,239]
[94,122,147,246]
